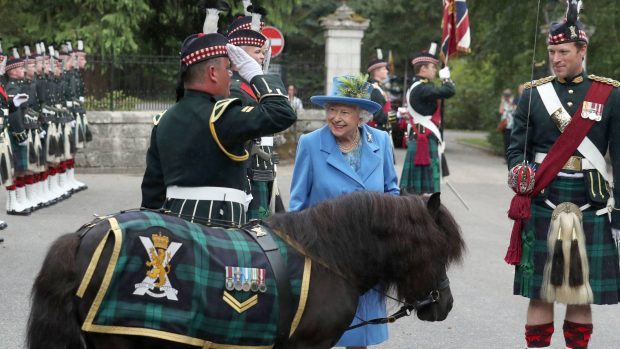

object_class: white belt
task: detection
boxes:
[166,186,246,206]
[259,137,273,147]
[534,152,596,171]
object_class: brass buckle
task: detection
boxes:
[563,156,582,171]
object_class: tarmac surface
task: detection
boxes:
[1,130,618,348]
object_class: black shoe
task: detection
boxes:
[0,221,7,229]
[0,237,4,243]
[7,208,32,216]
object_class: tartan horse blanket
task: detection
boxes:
[76,210,311,348]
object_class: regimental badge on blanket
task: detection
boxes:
[133,232,183,301]
[581,101,603,121]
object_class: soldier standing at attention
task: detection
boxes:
[141,4,296,228]
[4,48,33,215]
[506,2,620,348]
[0,41,14,228]
[366,49,395,133]
[399,44,455,194]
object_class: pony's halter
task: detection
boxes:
[346,277,451,331]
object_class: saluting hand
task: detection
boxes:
[226,44,263,82]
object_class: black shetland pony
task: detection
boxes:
[27,192,464,349]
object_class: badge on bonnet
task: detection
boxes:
[581,101,603,122]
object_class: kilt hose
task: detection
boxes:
[247,180,271,221]
[399,134,440,194]
[0,134,14,186]
[514,175,620,305]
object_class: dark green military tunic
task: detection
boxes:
[368,77,391,131]
[399,76,455,194]
[5,79,30,172]
[141,74,296,227]
[230,71,278,221]
[507,72,620,304]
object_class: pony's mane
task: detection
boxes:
[268,192,464,300]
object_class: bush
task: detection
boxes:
[85,90,143,111]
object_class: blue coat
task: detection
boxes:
[289,124,399,211]
[289,124,399,346]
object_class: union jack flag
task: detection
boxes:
[440,0,471,64]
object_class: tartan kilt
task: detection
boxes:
[247,180,271,221]
[164,198,247,227]
[9,133,29,172]
[0,136,14,185]
[514,176,620,304]
[399,134,440,194]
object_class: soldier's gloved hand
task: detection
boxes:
[39,130,46,139]
[13,93,29,108]
[19,140,28,146]
[70,120,77,128]
[439,67,451,80]
[227,44,263,82]
[613,228,620,241]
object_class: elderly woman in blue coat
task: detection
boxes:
[289,75,399,348]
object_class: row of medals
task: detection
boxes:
[225,267,267,293]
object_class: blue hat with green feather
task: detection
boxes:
[310,75,381,113]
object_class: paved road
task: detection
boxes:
[1,130,618,348]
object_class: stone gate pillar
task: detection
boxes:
[320,3,370,94]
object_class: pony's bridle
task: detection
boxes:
[346,277,451,331]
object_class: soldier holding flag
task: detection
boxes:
[399,44,455,194]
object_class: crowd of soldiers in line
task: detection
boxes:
[0,39,91,230]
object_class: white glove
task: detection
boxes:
[613,228,620,241]
[39,130,46,139]
[13,93,29,108]
[439,66,451,80]
[226,44,263,82]
[70,120,77,128]
[19,140,28,146]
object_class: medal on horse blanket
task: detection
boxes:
[77,211,311,348]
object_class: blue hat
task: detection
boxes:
[310,75,381,113]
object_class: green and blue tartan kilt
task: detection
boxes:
[247,180,271,221]
[9,134,28,172]
[399,134,440,194]
[514,176,620,304]
[81,210,309,347]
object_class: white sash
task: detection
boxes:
[537,82,609,183]
[405,81,443,145]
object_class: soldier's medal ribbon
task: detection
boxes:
[250,268,259,292]
[234,267,243,291]
[258,268,267,293]
[225,266,235,291]
[242,268,251,292]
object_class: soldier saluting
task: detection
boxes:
[506,1,620,348]
[141,2,296,228]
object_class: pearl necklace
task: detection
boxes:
[337,129,360,153]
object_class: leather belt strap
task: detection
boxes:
[241,224,292,348]
[166,186,246,206]
[534,152,596,172]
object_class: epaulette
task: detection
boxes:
[152,109,167,126]
[420,78,429,84]
[523,75,555,89]
[588,74,620,88]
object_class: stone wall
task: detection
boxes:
[75,109,326,171]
